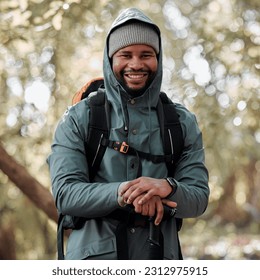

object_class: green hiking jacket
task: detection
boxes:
[47,8,209,260]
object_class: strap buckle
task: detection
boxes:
[113,141,129,154]
[119,141,129,153]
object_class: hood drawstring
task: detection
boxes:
[148,88,152,152]
[116,85,143,177]
[117,84,153,151]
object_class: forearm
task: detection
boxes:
[54,181,121,218]
[169,155,209,218]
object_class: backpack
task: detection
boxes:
[57,77,184,260]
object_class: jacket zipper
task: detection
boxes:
[92,133,104,167]
[167,128,174,163]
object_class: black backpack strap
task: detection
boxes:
[57,213,65,260]
[158,92,184,177]
[85,87,110,181]
[115,221,129,259]
[81,79,104,100]
[57,213,87,260]
[101,139,174,164]
[158,92,184,259]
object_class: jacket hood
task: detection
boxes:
[103,8,163,107]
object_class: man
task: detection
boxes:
[47,7,209,260]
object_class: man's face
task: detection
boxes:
[112,44,158,95]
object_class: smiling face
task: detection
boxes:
[112,44,158,96]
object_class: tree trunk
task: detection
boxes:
[0,142,58,223]
[0,224,16,260]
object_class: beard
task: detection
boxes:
[118,70,156,97]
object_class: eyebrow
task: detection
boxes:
[118,50,155,54]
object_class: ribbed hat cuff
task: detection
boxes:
[108,22,159,57]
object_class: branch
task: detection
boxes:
[0,141,58,223]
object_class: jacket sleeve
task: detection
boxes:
[47,102,120,218]
[168,105,209,218]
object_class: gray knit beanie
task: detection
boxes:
[108,21,159,57]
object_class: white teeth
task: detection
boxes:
[128,74,144,79]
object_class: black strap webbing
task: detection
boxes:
[85,90,183,179]
[157,92,184,259]
[85,88,110,181]
[115,222,129,259]
[57,214,65,260]
[158,92,184,177]
[101,138,175,164]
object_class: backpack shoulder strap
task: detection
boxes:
[57,79,109,260]
[85,87,110,181]
[71,77,109,181]
[158,92,184,259]
[158,92,184,177]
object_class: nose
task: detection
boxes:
[128,56,143,70]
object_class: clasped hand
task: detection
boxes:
[118,177,177,225]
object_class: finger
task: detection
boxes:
[121,178,143,195]
[141,203,149,216]
[137,190,155,205]
[154,201,164,225]
[132,196,143,213]
[147,202,155,218]
[120,181,138,201]
[162,199,177,208]
[125,185,150,204]
[134,204,142,213]
[121,183,140,202]
[118,181,131,196]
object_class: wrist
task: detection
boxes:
[165,177,177,197]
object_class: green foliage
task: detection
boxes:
[0,0,259,259]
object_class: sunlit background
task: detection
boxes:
[0,0,259,260]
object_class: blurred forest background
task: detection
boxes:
[0,0,259,260]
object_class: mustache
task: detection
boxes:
[123,70,149,74]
